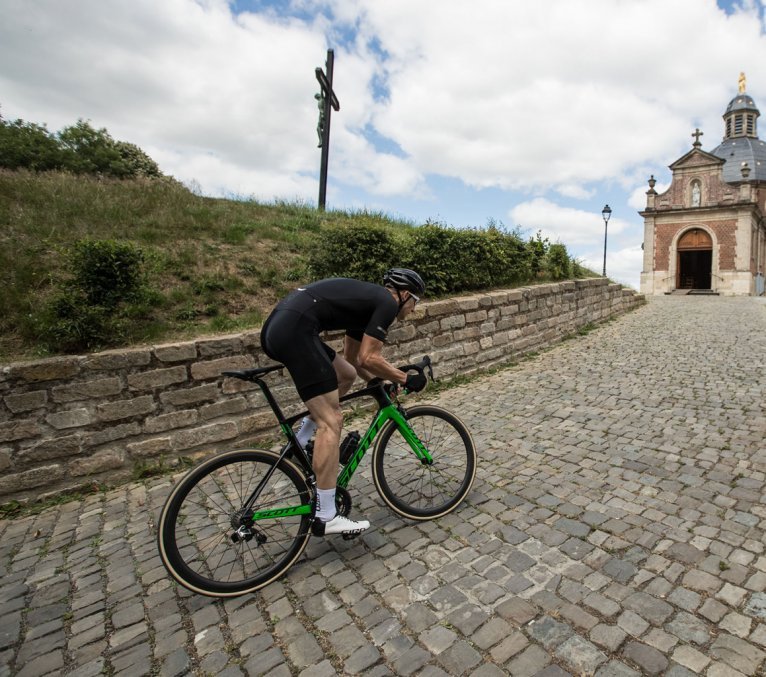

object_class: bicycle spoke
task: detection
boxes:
[159,451,312,595]
[374,406,475,519]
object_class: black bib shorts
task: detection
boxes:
[260,280,398,402]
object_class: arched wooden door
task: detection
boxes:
[676,228,712,289]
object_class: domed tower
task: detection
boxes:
[639,73,766,296]
[710,73,766,182]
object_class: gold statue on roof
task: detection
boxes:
[738,72,746,94]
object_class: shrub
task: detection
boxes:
[308,223,397,282]
[546,243,572,280]
[32,239,150,352]
[69,239,146,306]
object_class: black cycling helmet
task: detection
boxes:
[383,268,425,295]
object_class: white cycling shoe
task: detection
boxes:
[312,513,370,537]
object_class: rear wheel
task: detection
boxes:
[157,449,312,597]
[372,405,476,520]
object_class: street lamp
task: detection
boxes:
[601,204,612,277]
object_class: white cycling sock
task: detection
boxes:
[296,416,317,447]
[316,488,336,522]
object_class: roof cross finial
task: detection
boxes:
[692,128,703,148]
[738,71,746,94]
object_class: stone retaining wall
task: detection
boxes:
[0,278,644,503]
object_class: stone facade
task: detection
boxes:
[640,84,766,296]
[0,278,644,503]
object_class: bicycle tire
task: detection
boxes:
[157,449,312,597]
[372,405,476,520]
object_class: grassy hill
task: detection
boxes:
[0,170,593,362]
[1,170,423,361]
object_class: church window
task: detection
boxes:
[727,118,732,137]
[746,114,755,135]
[734,114,744,135]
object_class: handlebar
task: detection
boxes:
[397,355,434,382]
[366,355,436,397]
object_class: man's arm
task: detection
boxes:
[355,334,407,385]
[343,336,376,382]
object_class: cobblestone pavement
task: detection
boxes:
[2,296,766,677]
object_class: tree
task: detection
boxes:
[0,118,63,171]
[58,119,128,176]
[114,140,163,178]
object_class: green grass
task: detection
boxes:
[0,170,418,360]
[0,170,600,361]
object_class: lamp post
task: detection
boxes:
[601,204,612,277]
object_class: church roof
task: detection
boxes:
[710,136,766,182]
[724,93,759,115]
[708,82,766,182]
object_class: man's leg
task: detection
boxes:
[333,354,358,396]
[296,353,357,447]
[304,388,370,535]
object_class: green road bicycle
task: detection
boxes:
[157,356,476,597]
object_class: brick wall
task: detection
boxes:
[0,278,644,503]
[654,220,737,271]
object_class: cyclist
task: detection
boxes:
[260,268,427,536]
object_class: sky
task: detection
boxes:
[2,0,766,290]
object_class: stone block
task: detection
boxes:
[200,397,248,420]
[86,423,141,447]
[0,419,43,442]
[51,377,123,403]
[127,437,173,458]
[153,342,197,363]
[238,410,279,434]
[159,384,219,407]
[426,299,459,317]
[19,434,82,462]
[0,464,64,495]
[97,396,155,422]
[4,390,48,413]
[196,336,244,358]
[127,367,187,392]
[0,449,10,472]
[46,408,92,430]
[144,410,199,434]
[82,349,151,371]
[457,296,480,311]
[190,356,255,381]
[9,358,81,383]
[171,422,239,451]
[69,449,125,476]
[465,310,488,323]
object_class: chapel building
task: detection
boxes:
[640,75,766,296]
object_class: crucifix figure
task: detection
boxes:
[692,128,703,148]
[315,49,340,211]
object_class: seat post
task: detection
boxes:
[253,378,289,426]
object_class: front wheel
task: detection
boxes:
[157,449,313,597]
[372,405,476,520]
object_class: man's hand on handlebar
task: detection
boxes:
[404,372,427,393]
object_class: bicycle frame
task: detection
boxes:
[243,378,434,524]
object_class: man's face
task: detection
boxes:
[396,292,419,320]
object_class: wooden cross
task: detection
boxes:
[315,49,340,211]
[692,128,703,148]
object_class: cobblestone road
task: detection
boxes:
[2,296,766,677]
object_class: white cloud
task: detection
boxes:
[579,245,644,290]
[1,0,766,218]
[509,198,627,246]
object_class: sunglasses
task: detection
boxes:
[409,292,420,306]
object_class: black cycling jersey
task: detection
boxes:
[274,278,399,341]
[260,278,399,401]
